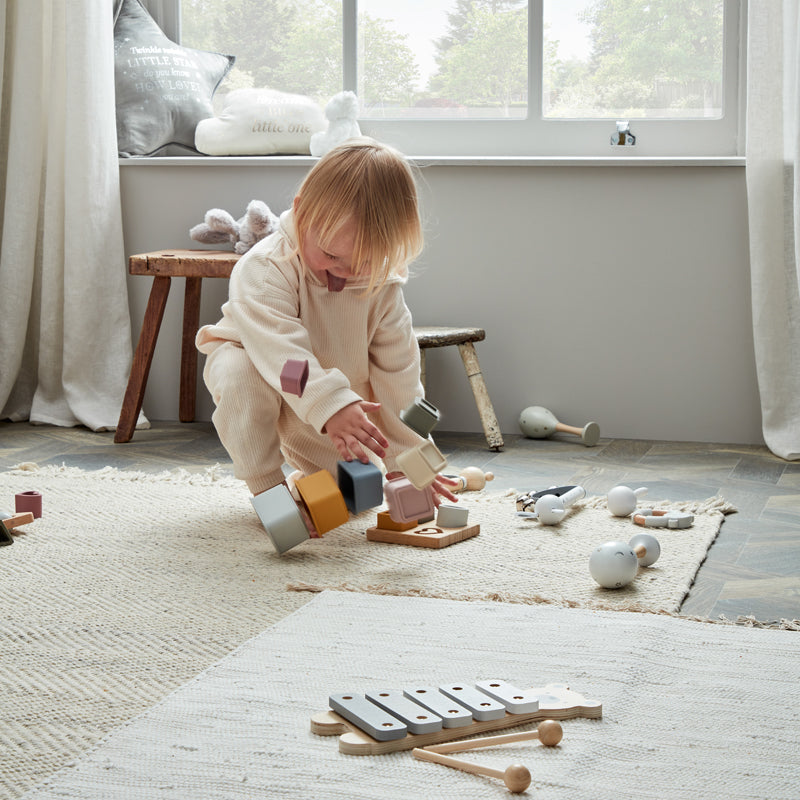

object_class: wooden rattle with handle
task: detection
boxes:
[413,748,532,793]
[518,406,600,447]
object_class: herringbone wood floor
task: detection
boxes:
[1,420,798,623]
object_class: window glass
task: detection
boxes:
[543,0,724,119]
[177,0,740,157]
[179,0,343,106]
[357,0,528,120]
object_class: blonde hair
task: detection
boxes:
[293,138,423,293]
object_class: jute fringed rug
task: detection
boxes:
[287,489,735,613]
[20,591,800,800]
[1,465,733,798]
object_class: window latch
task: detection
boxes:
[611,121,636,147]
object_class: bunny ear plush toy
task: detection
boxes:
[309,91,362,157]
[189,199,280,255]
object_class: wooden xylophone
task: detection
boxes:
[310,681,602,755]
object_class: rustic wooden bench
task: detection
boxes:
[115,249,503,451]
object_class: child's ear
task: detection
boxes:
[292,195,301,214]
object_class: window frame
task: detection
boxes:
[171,0,745,159]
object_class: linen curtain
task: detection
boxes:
[0,1,137,430]
[746,2,800,460]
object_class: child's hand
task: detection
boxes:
[324,401,389,463]
[431,473,460,506]
[385,471,460,507]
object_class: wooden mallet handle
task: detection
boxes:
[413,748,531,793]
[426,719,562,754]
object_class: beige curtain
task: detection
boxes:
[0,1,136,430]
[746,1,800,460]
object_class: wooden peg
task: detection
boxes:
[425,719,563,754]
[413,747,531,793]
[2,512,35,530]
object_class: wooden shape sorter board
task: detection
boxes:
[365,521,480,549]
[311,682,602,755]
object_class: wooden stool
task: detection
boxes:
[115,251,504,452]
[115,249,237,443]
[414,326,504,451]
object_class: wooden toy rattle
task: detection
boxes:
[534,485,586,525]
[606,485,648,517]
[451,466,495,493]
[519,406,600,447]
[633,509,694,529]
[589,532,661,588]
[516,486,577,515]
[413,748,531,793]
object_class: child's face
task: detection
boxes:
[300,215,359,293]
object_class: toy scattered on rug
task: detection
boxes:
[1,491,41,546]
[189,199,280,254]
[515,485,584,524]
[312,678,600,792]
[413,717,562,793]
[532,485,586,525]
[251,396,472,553]
[518,405,600,447]
[310,91,362,157]
[589,532,662,589]
[312,678,600,749]
[606,484,648,516]
[448,466,494,493]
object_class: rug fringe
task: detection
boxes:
[580,494,737,515]
[722,614,800,631]
[285,582,789,629]
[7,462,243,488]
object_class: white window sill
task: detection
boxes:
[119,155,745,168]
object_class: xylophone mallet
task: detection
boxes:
[425,719,563,754]
[413,747,531,793]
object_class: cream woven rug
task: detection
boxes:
[1,464,733,798]
[19,591,800,800]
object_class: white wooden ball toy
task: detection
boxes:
[518,405,600,446]
[607,485,648,516]
[452,466,495,493]
[589,533,661,588]
[534,485,585,524]
[629,531,661,567]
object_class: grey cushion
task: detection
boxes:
[113,0,234,157]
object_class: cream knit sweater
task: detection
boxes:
[196,210,424,476]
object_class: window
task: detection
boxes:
[177,0,743,158]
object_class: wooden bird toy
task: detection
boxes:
[589,532,661,588]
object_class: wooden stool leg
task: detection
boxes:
[114,276,172,443]
[180,277,202,423]
[419,348,427,390]
[457,342,504,451]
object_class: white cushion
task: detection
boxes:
[195,88,326,156]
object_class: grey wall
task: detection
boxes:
[119,160,762,445]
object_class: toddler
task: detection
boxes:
[196,138,457,522]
